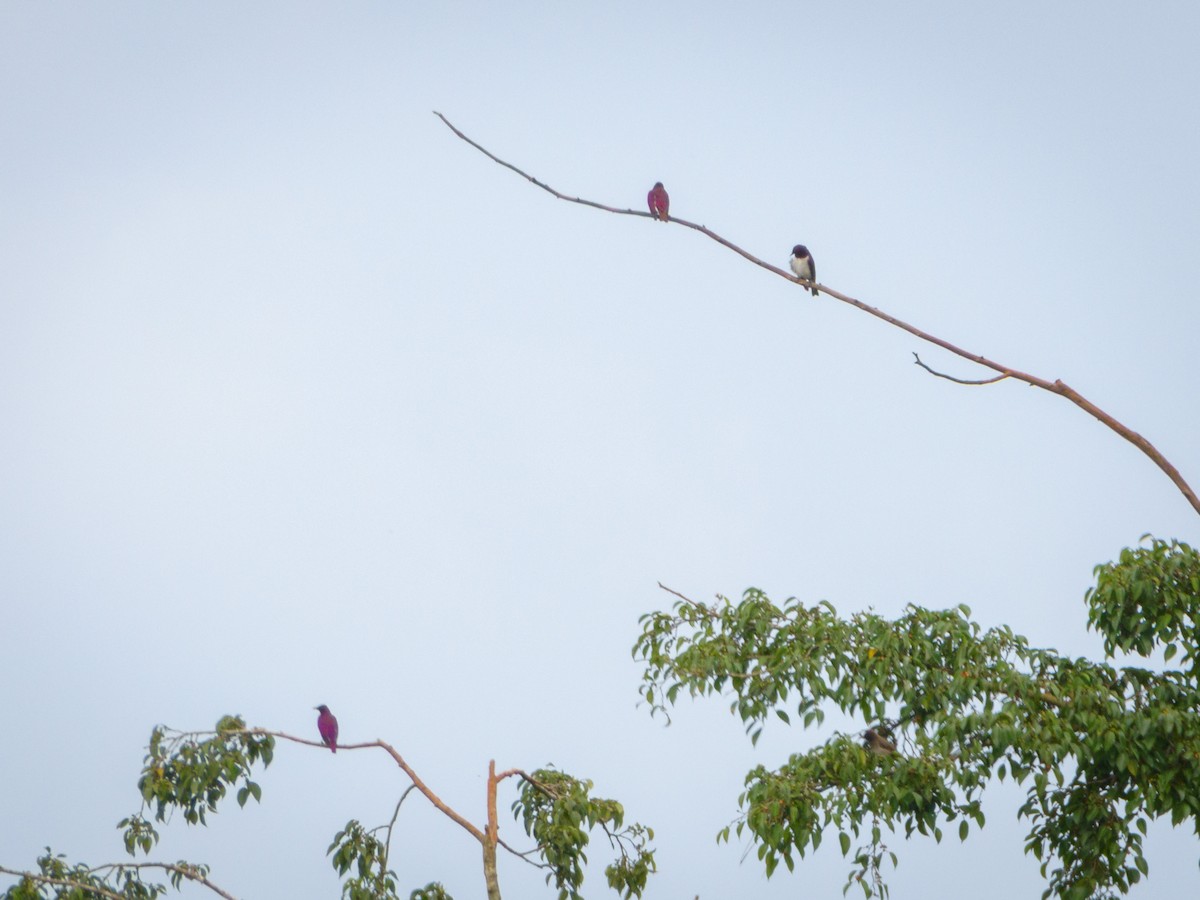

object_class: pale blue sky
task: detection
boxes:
[2,3,1198,898]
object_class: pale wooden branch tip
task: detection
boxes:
[657,582,706,609]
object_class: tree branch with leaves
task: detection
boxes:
[631,537,1200,898]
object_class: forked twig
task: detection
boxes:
[912,353,1010,385]
[434,111,1199,517]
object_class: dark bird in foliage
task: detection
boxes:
[315,704,339,753]
[647,182,670,221]
[789,244,818,296]
[863,728,896,756]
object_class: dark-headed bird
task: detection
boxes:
[789,244,818,296]
[647,182,670,222]
[315,704,339,753]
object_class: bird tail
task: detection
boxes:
[810,284,818,297]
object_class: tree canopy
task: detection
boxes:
[633,536,1200,898]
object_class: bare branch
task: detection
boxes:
[245,729,487,843]
[912,352,1010,385]
[433,112,645,218]
[381,784,418,873]
[435,112,1200,518]
[354,740,488,844]
[496,837,552,869]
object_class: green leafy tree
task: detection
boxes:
[2,718,654,900]
[633,536,1200,898]
[511,769,655,900]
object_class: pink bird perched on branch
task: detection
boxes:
[315,704,338,753]
[647,182,669,221]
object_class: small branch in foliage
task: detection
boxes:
[0,867,126,900]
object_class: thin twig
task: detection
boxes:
[433,112,643,218]
[381,785,418,873]
[656,582,708,611]
[497,837,552,868]
[912,352,1010,385]
[434,112,1200,518]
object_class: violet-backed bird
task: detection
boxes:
[647,182,670,222]
[315,704,339,753]
[789,244,818,296]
